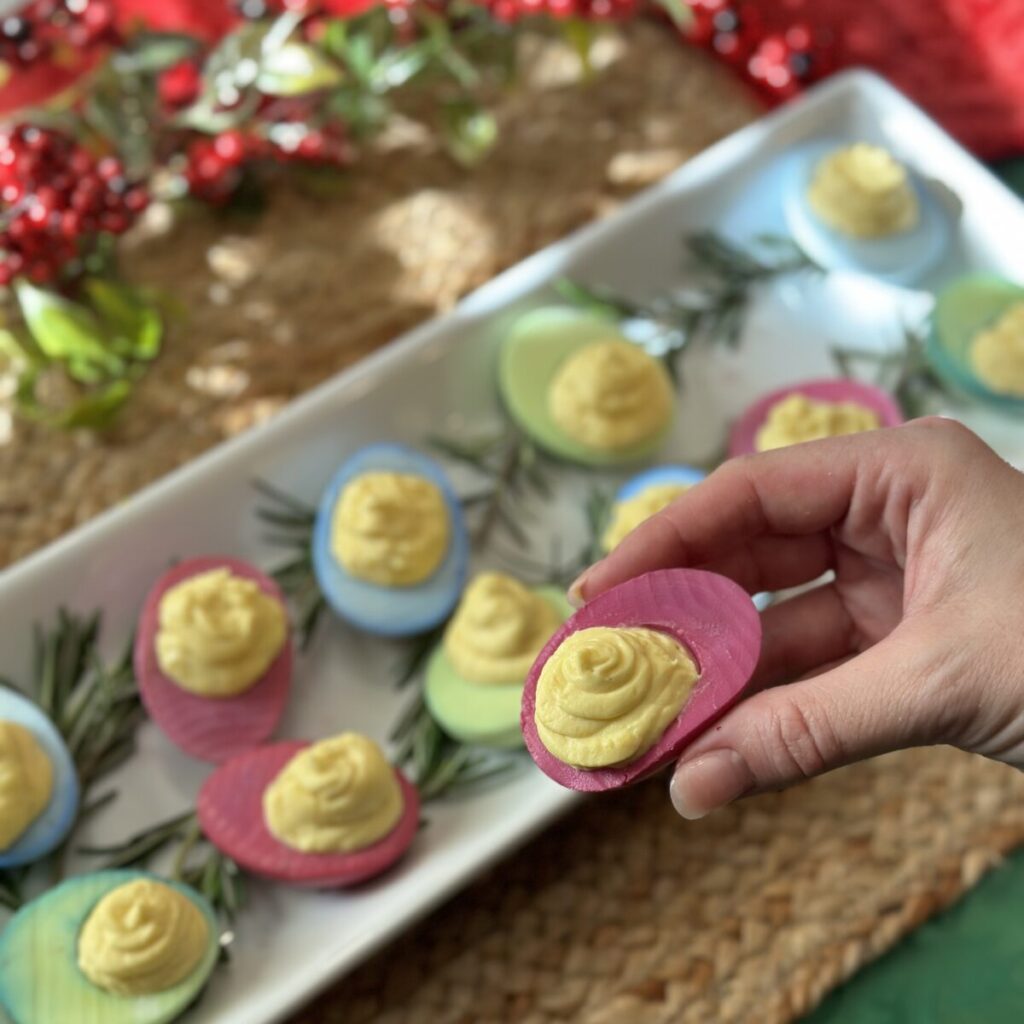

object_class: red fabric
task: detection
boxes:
[742,0,1024,158]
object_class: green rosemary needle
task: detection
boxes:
[253,479,326,652]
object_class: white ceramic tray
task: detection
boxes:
[2,69,1024,1024]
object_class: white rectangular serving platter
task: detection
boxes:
[2,69,1024,1024]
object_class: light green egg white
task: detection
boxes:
[0,870,220,1024]
[498,307,673,467]
[424,586,572,748]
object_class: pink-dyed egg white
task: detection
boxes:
[134,556,293,764]
[197,741,420,887]
[521,569,761,793]
[728,377,903,458]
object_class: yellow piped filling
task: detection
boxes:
[264,733,403,853]
[331,471,449,586]
[534,626,699,769]
[807,143,919,239]
[156,568,287,698]
[547,340,673,452]
[601,483,690,553]
[444,572,561,685]
[78,880,209,996]
[0,720,53,851]
[755,393,880,452]
[969,302,1024,397]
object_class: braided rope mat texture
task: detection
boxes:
[2,22,1023,1024]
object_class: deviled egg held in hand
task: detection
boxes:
[783,140,949,283]
[198,731,419,887]
[729,377,903,458]
[135,556,294,764]
[0,869,219,1024]
[522,569,761,792]
[313,443,469,637]
[0,687,79,869]
[499,307,675,466]
[927,273,1024,411]
[424,572,571,748]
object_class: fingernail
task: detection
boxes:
[669,749,755,820]
[567,567,595,608]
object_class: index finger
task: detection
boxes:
[575,425,911,602]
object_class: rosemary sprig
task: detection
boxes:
[558,231,820,380]
[429,427,550,548]
[0,609,146,904]
[390,693,518,802]
[0,869,26,912]
[394,623,447,691]
[253,479,325,652]
[79,810,244,925]
[832,325,951,420]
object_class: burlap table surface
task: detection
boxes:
[2,23,1023,1024]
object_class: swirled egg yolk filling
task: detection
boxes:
[601,483,690,553]
[331,471,449,587]
[0,720,53,850]
[156,568,287,698]
[264,732,403,853]
[534,626,699,769]
[77,879,209,996]
[969,302,1024,397]
[547,340,673,452]
[755,394,879,452]
[807,143,919,239]
[444,572,561,686]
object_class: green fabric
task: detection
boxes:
[804,159,1024,1024]
[805,848,1024,1023]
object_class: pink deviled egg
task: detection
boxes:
[197,735,420,888]
[521,569,761,793]
[728,377,903,459]
[134,556,293,763]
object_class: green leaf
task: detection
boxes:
[56,379,134,431]
[257,41,344,97]
[113,32,200,75]
[15,281,123,385]
[84,279,163,362]
[369,43,433,91]
[441,101,497,168]
[651,0,693,30]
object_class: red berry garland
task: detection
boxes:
[0,126,148,286]
[0,0,119,69]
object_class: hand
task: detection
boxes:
[570,418,1024,819]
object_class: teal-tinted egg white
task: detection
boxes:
[0,870,219,1024]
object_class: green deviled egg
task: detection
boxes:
[0,870,219,1024]
[499,307,675,467]
[425,572,572,748]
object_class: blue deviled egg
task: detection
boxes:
[783,139,950,284]
[313,443,469,637]
[0,687,79,869]
[0,870,219,1024]
[600,464,707,554]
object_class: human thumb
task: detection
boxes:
[668,627,951,820]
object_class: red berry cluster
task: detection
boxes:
[0,126,148,286]
[184,123,350,203]
[158,60,203,111]
[487,0,638,22]
[0,0,118,68]
[682,0,832,101]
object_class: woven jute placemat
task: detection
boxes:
[3,22,1024,1024]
